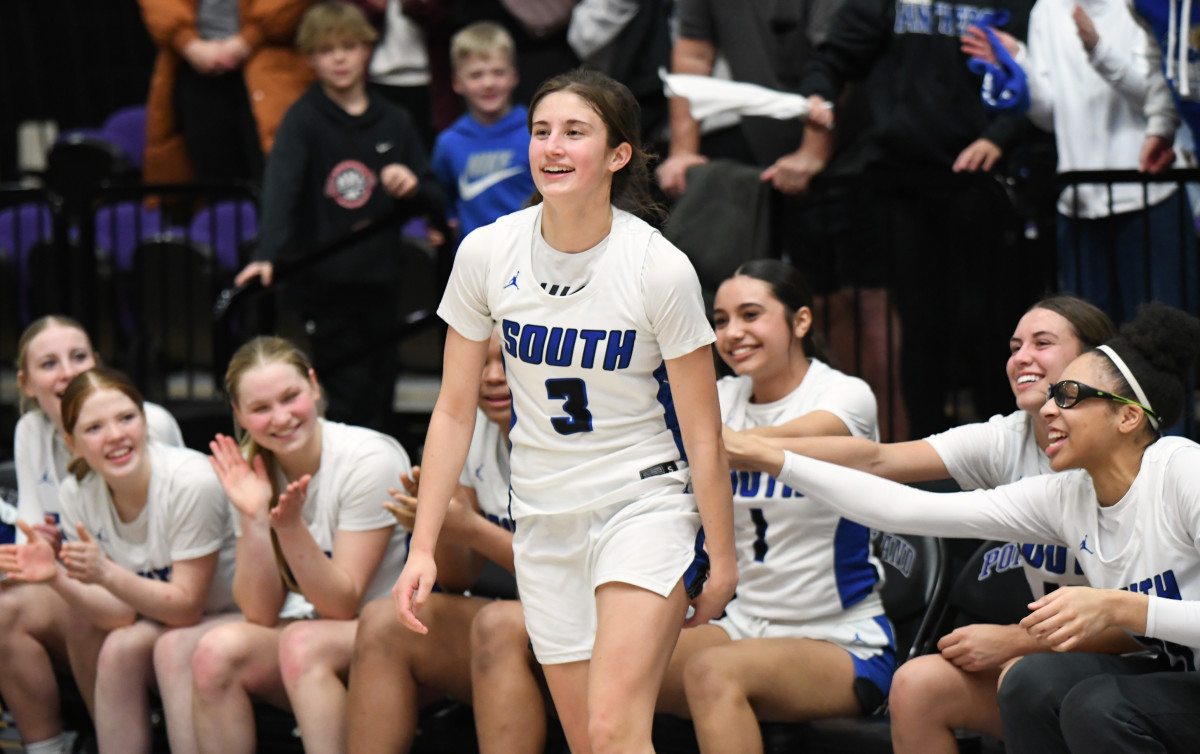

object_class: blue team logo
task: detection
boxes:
[1079,535,1094,555]
[504,271,520,291]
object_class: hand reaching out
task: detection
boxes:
[60,525,110,585]
[0,521,60,582]
[1020,586,1124,651]
[209,433,273,520]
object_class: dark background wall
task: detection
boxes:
[0,0,155,181]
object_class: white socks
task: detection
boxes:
[24,733,70,754]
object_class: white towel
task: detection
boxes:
[659,69,813,121]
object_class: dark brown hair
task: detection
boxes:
[527,68,664,224]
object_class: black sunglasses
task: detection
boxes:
[1046,380,1159,421]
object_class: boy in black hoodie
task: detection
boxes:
[236,1,445,430]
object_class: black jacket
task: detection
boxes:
[256,84,445,301]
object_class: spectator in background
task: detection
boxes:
[963,1,1195,324]
[233,2,444,431]
[432,22,535,241]
[365,0,439,152]
[568,0,672,145]
[452,0,580,105]
[139,0,316,184]
[801,0,1040,439]
[656,0,907,440]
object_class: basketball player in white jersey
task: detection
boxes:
[3,317,184,754]
[192,337,412,754]
[728,302,1200,753]
[1,367,235,754]
[392,69,737,754]
[724,295,1136,753]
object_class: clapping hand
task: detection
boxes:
[60,525,109,585]
[209,433,273,520]
[0,521,59,583]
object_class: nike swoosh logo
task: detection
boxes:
[459,166,525,200]
[376,142,393,153]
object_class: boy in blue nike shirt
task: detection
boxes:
[431,22,536,239]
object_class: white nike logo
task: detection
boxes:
[459,166,525,200]
[375,142,393,153]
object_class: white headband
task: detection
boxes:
[1096,345,1160,431]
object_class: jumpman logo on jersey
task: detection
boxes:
[474,464,485,482]
[853,632,865,645]
[39,470,53,485]
[504,271,520,290]
[1079,535,1094,555]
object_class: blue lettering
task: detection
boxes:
[1044,545,1068,575]
[1155,570,1182,600]
[579,329,606,368]
[738,471,761,498]
[764,475,777,498]
[138,566,173,582]
[895,3,932,34]
[979,543,1023,579]
[518,325,547,365]
[1021,543,1045,568]
[545,328,576,367]
[603,330,636,371]
[781,484,795,498]
[728,470,739,493]
[934,2,954,34]
[502,319,519,356]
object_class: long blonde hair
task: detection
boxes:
[60,367,146,481]
[224,336,322,592]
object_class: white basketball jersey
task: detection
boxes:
[58,442,237,615]
[927,411,1088,598]
[459,408,514,531]
[718,362,886,624]
[439,205,715,518]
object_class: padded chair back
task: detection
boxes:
[189,200,258,270]
[875,532,949,663]
[45,135,136,221]
[95,201,166,270]
[917,540,1036,654]
[101,105,147,169]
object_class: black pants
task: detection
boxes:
[303,302,399,432]
[1060,670,1200,754]
[997,652,1179,753]
[174,62,263,183]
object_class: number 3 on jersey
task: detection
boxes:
[546,378,593,435]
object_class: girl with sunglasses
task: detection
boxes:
[724,295,1117,753]
[726,301,1200,752]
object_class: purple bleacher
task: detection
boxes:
[188,199,258,269]
[0,203,53,261]
[94,202,167,269]
[102,106,147,169]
